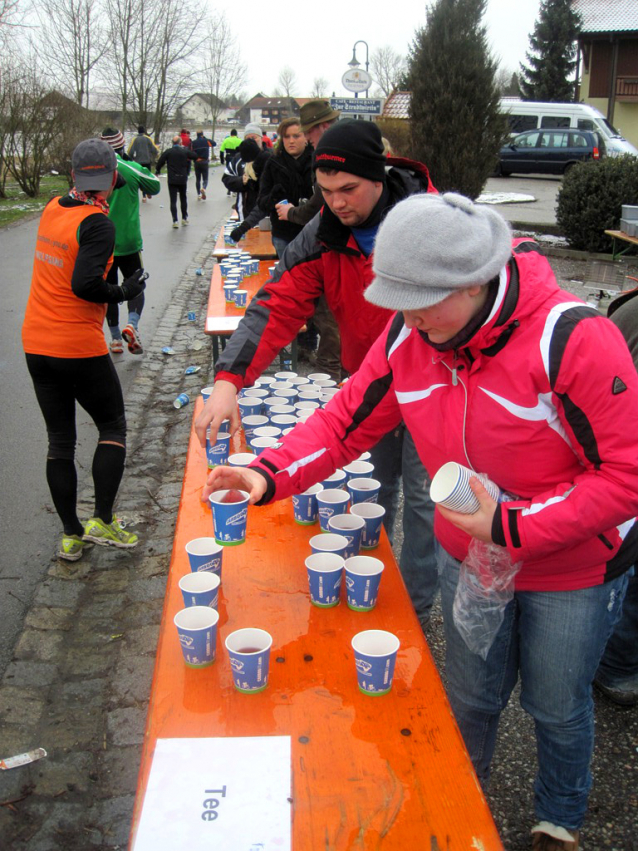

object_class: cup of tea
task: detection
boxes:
[178,571,220,609]
[327,513,365,559]
[185,537,223,577]
[225,628,273,693]
[351,630,400,695]
[350,503,386,549]
[344,555,384,611]
[305,553,344,607]
[292,483,323,525]
[174,606,219,668]
[209,489,249,546]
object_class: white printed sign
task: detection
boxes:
[133,736,291,851]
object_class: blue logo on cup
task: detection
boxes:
[209,490,249,546]
[174,607,219,668]
[225,628,273,693]
[351,630,400,695]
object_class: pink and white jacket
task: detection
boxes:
[251,242,638,592]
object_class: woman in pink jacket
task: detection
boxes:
[205,193,638,851]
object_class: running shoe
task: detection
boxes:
[109,338,124,354]
[201,188,206,200]
[172,221,179,229]
[58,534,93,562]
[122,324,143,355]
[83,516,139,548]
[182,218,189,226]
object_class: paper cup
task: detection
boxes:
[292,483,323,525]
[185,537,223,577]
[347,477,381,505]
[255,375,276,387]
[225,628,272,693]
[316,488,350,531]
[274,371,297,380]
[241,414,268,442]
[249,435,279,455]
[270,414,297,430]
[327,513,365,559]
[308,373,331,382]
[309,532,348,557]
[430,462,500,514]
[358,452,372,462]
[297,388,323,401]
[296,409,315,423]
[273,388,298,402]
[209,489,249,546]
[200,386,214,403]
[305,553,344,607]
[179,571,221,609]
[223,283,237,303]
[238,397,263,419]
[267,404,295,419]
[350,503,386,549]
[345,555,384,611]
[234,289,248,309]
[228,452,254,467]
[313,378,337,388]
[290,376,310,387]
[270,381,293,391]
[206,430,230,468]
[320,469,347,490]
[295,400,320,412]
[253,425,282,439]
[351,630,400,695]
[243,387,269,400]
[174,606,219,668]
[343,460,375,482]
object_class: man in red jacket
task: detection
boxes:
[196,120,439,627]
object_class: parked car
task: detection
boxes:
[496,128,603,177]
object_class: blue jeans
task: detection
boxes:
[370,425,438,622]
[271,236,290,260]
[597,567,638,687]
[437,542,628,829]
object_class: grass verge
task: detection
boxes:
[0,175,70,228]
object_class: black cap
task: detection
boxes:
[313,119,386,182]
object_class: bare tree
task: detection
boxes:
[370,45,407,97]
[277,66,297,97]
[311,76,329,98]
[37,0,107,108]
[196,13,247,139]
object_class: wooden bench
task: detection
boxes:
[604,229,638,262]
[212,227,278,260]
[128,398,504,850]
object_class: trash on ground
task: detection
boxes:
[1,748,47,770]
[185,366,201,375]
[161,347,176,355]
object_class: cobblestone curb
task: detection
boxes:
[0,224,223,850]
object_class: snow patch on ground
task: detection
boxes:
[476,192,536,205]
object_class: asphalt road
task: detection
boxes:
[0,166,232,675]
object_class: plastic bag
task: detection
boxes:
[452,482,522,660]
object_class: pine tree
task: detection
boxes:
[408,0,506,198]
[519,0,581,102]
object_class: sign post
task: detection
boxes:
[330,97,384,118]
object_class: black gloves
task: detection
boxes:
[120,269,148,302]
[230,226,246,243]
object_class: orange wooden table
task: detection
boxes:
[212,227,278,260]
[129,400,504,851]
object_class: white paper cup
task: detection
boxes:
[308,373,331,382]
[228,452,255,467]
[316,488,350,531]
[430,462,500,514]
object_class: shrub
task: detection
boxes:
[375,118,414,159]
[556,156,638,252]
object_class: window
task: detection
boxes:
[516,131,541,148]
[577,119,595,131]
[508,114,538,133]
[540,116,570,128]
[570,133,588,148]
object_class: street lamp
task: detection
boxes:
[348,40,369,98]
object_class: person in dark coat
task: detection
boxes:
[156,136,198,227]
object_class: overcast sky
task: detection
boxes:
[222,0,541,99]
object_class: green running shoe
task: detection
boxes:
[83,516,139,549]
[58,534,93,562]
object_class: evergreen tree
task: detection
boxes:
[519,0,581,102]
[408,0,506,198]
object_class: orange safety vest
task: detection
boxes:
[22,198,113,358]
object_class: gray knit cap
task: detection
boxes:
[366,192,512,311]
[244,123,262,138]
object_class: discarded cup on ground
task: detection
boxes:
[225,628,273,693]
[347,477,381,505]
[292,483,323,525]
[305,553,344,607]
[351,629,400,695]
[209,489,249,546]
[327,513,365,559]
[206,430,230,468]
[185,537,223,577]
[345,555,384,611]
[173,393,190,409]
[309,532,348,558]
[179,571,221,609]
[316,488,350,531]
[350,503,386,549]
[430,461,500,514]
[174,606,219,668]
[343,461,375,482]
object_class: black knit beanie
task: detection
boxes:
[238,138,260,163]
[313,119,386,182]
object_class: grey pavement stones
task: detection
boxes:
[0,226,221,849]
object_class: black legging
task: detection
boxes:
[168,183,188,222]
[106,252,144,330]
[26,353,127,535]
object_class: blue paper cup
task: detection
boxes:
[241,414,268,442]
[347,477,381,505]
[320,469,347,490]
[350,503,386,549]
[262,396,285,417]
[344,555,385,611]
[179,571,221,609]
[249,436,279,455]
[253,425,282,440]
[358,452,372,462]
[271,381,293,391]
[267,404,296,420]
[225,628,273,693]
[243,387,269,401]
[308,372,331,382]
[343,460,375,482]
[351,630,400,695]
[185,537,223,577]
[234,289,248,309]
[270,414,297,430]
[255,375,276,388]
[295,400,320,414]
[316,488,350,531]
[174,606,219,668]
[206,430,230,468]
[292,483,323,525]
[200,386,214,403]
[305,553,344,607]
[274,388,298,403]
[238,397,263,419]
[209,489,249,546]
[274,371,297,380]
[327,513,365,559]
[228,452,255,467]
[290,376,310,387]
[309,532,348,558]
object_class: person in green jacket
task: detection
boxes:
[219,128,241,186]
[100,128,161,355]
